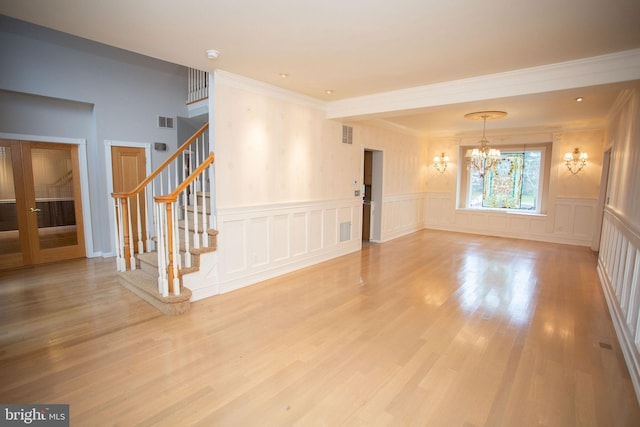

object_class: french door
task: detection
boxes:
[0,139,85,269]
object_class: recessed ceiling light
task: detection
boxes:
[325,90,334,95]
[575,97,584,102]
[206,49,219,59]
[280,73,289,78]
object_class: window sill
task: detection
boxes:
[456,208,547,218]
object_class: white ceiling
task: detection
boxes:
[2,0,640,137]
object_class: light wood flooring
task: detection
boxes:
[1,229,639,426]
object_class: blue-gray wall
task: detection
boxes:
[0,16,189,255]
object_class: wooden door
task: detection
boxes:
[111,146,147,253]
[0,140,86,269]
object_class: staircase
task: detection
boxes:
[112,123,216,315]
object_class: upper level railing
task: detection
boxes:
[187,68,209,104]
[111,122,212,296]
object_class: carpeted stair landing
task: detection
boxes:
[117,229,218,315]
[117,269,192,315]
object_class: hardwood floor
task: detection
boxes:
[1,229,639,426]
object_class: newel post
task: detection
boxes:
[165,202,175,294]
[121,197,131,270]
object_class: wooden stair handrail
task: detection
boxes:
[155,151,215,295]
[155,152,215,204]
[111,122,209,199]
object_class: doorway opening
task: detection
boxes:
[362,149,383,242]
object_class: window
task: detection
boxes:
[466,148,544,212]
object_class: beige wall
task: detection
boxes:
[554,129,605,199]
[214,81,357,208]
[212,72,429,293]
[606,89,640,227]
[424,128,605,246]
[350,122,428,195]
[214,79,428,210]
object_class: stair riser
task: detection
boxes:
[196,194,210,205]
[179,229,215,248]
[184,211,211,228]
[139,251,198,273]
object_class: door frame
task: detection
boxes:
[104,140,152,258]
[592,148,612,251]
[0,132,94,257]
[361,146,384,243]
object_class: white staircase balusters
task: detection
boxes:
[126,198,136,269]
[114,198,125,271]
[136,192,144,254]
[187,68,208,103]
[181,151,191,269]
[145,186,153,252]
[111,123,210,297]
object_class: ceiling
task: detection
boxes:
[2,0,640,138]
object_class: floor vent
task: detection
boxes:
[340,222,351,242]
[342,125,353,144]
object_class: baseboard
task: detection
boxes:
[424,224,593,247]
[597,259,640,405]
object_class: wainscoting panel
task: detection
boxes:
[554,198,596,239]
[292,212,307,257]
[597,209,640,402]
[380,193,427,242]
[425,193,597,246]
[309,210,323,252]
[323,208,338,247]
[424,192,454,226]
[222,219,247,274]
[272,214,290,262]
[216,198,361,293]
[249,216,269,267]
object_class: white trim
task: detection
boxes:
[104,140,153,260]
[215,198,362,295]
[327,49,640,119]
[461,145,548,214]
[0,133,85,146]
[215,69,326,111]
[0,132,95,258]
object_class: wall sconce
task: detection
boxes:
[563,147,588,175]
[433,152,449,174]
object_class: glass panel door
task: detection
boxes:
[24,142,85,264]
[0,142,21,263]
[0,140,85,270]
[30,147,78,250]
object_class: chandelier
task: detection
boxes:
[464,111,507,177]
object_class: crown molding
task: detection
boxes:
[214,69,327,111]
[326,49,640,120]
